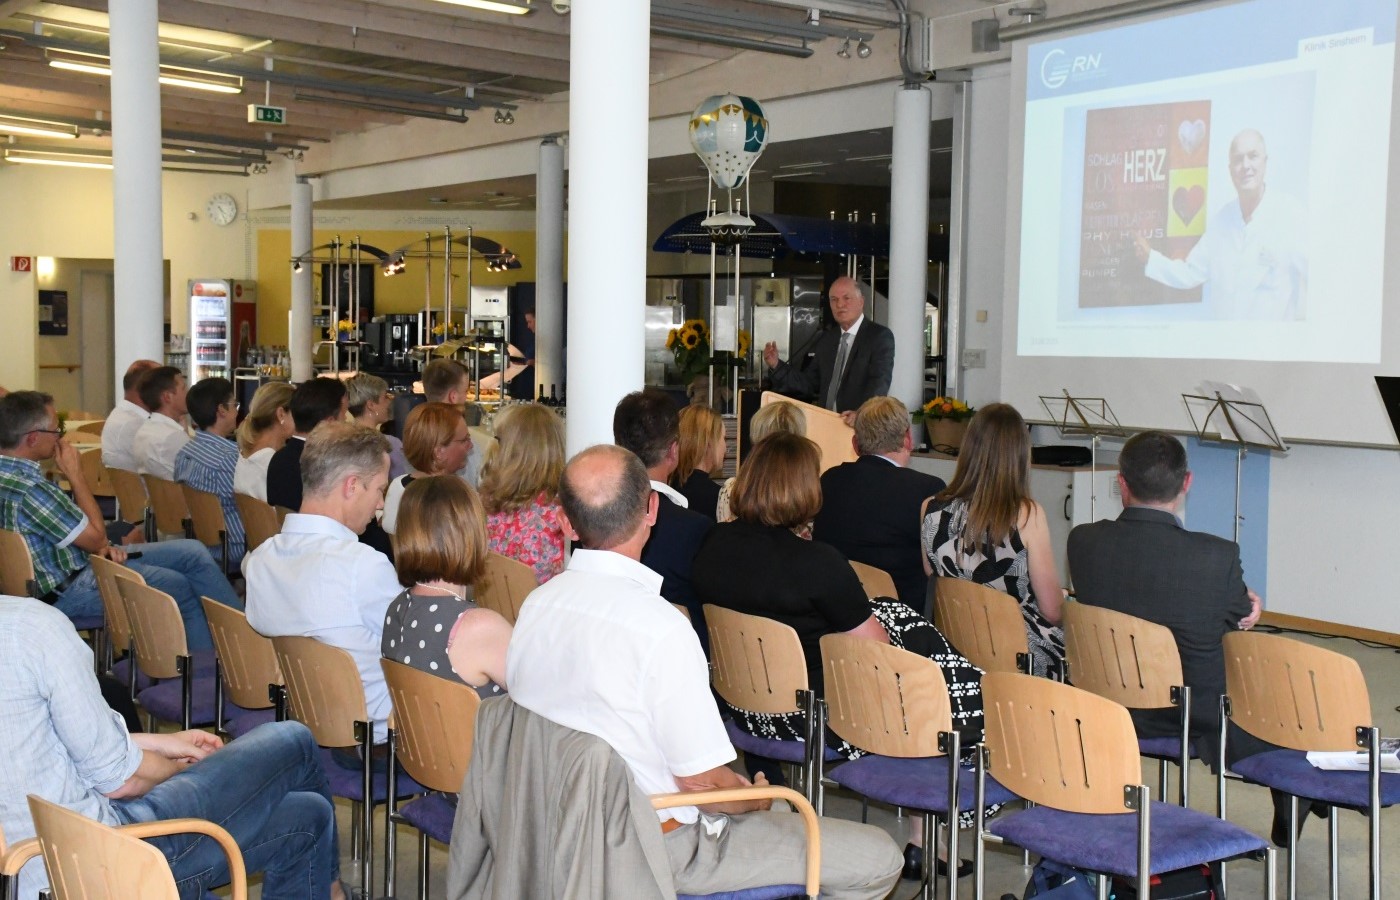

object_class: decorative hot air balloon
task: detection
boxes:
[688,93,769,193]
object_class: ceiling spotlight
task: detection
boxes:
[837,39,851,59]
[856,40,871,58]
[291,260,303,273]
[493,109,516,125]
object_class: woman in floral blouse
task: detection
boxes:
[478,403,566,584]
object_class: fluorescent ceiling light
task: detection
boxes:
[0,116,77,140]
[425,0,533,14]
[4,150,113,170]
[49,55,243,94]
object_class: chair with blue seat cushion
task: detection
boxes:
[703,604,830,811]
[934,578,1032,676]
[142,474,193,540]
[1065,602,1195,805]
[381,658,480,900]
[821,632,1018,900]
[1220,630,1398,900]
[200,597,284,737]
[90,555,150,697]
[976,671,1274,900]
[106,467,151,541]
[118,575,220,731]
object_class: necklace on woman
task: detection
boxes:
[413,581,468,603]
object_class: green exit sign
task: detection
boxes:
[247,104,286,125]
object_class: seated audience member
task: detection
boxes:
[385,475,509,697]
[922,403,1065,677]
[130,366,190,480]
[716,399,806,524]
[613,389,713,648]
[245,422,400,745]
[0,391,239,649]
[814,396,947,612]
[694,431,982,880]
[0,597,345,900]
[381,402,472,534]
[478,402,566,584]
[1066,431,1305,844]
[346,373,407,480]
[671,404,725,519]
[100,359,159,472]
[420,358,492,487]
[265,377,348,512]
[505,444,902,899]
[233,381,295,501]
[174,377,246,567]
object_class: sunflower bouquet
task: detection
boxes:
[666,320,753,383]
[914,396,975,422]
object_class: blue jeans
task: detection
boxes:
[56,540,242,651]
[112,721,340,900]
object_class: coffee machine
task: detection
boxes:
[364,314,418,372]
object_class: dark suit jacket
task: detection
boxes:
[812,455,945,611]
[769,319,895,413]
[265,436,306,512]
[640,490,713,655]
[1067,506,1265,763]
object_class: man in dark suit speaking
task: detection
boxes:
[763,277,895,424]
[1067,430,1265,767]
[813,396,945,613]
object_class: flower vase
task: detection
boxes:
[925,418,968,454]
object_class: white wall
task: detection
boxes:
[0,166,252,392]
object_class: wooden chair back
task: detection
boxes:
[107,468,149,525]
[934,578,1030,674]
[703,604,808,715]
[1063,603,1183,710]
[73,419,107,436]
[181,484,227,549]
[0,528,38,597]
[1223,631,1372,752]
[475,552,536,624]
[983,671,1142,814]
[142,475,190,537]
[671,602,692,622]
[272,635,367,748]
[760,391,856,474]
[234,493,281,554]
[202,599,282,710]
[28,795,247,900]
[820,632,951,758]
[381,659,480,793]
[848,561,897,600]
[0,821,41,889]
[89,555,144,654]
[116,577,188,680]
[79,448,115,498]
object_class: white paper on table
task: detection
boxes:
[713,302,738,352]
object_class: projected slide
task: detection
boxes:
[1017,0,1394,362]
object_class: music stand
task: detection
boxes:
[1039,389,1127,522]
[1182,382,1287,543]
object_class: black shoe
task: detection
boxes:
[902,843,973,880]
[1271,798,1325,846]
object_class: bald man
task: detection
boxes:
[1135,128,1307,320]
[101,359,160,472]
[763,276,895,423]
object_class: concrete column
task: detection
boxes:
[564,0,649,454]
[535,137,565,401]
[888,84,932,410]
[290,177,314,382]
[109,0,164,382]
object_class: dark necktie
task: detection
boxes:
[827,331,851,411]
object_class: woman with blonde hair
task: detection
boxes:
[670,404,725,519]
[383,475,510,695]
[344,372,406,479]
[715,399,806,523]
[381,402,472,533]
[233,381,295,501]
[921,402,1065,676]
[478,403,566,584]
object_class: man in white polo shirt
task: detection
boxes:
[506,444,901,899]
[130,366,191,480]
[100,359,159,472]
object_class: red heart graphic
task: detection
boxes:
[1172,185,1205,225]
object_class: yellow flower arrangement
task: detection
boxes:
[669,319,751,384]
[736,329,752,359]
[916,396,975,422]
[337,319,355,334]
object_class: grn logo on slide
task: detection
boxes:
[1040,47,1102,89]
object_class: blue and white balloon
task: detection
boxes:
[688,93,769,192]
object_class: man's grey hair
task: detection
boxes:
[0,391,53,450]
[301,421,390,498]
[853,396,911,456]
[558,445,651,549]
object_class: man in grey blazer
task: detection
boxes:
[763,277,895,424]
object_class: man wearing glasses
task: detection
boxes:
[0,391,240,648]
[175,377,246,569]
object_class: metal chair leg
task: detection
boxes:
[1286,794,1298,900]
[385,727,398,900]
[178,654,192,730]
[1266,846,1277,900]
[1328,805,1339,900]
[355,720,373,897]
[418,831,431,900]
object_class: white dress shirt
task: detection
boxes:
[506,549,734,824]
[651,479,689,508]
[243,513,402,741]
[233,447,275,502]
[130,413,191,480]
[99,399,149,472]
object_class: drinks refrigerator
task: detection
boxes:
[188,278,257,382]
